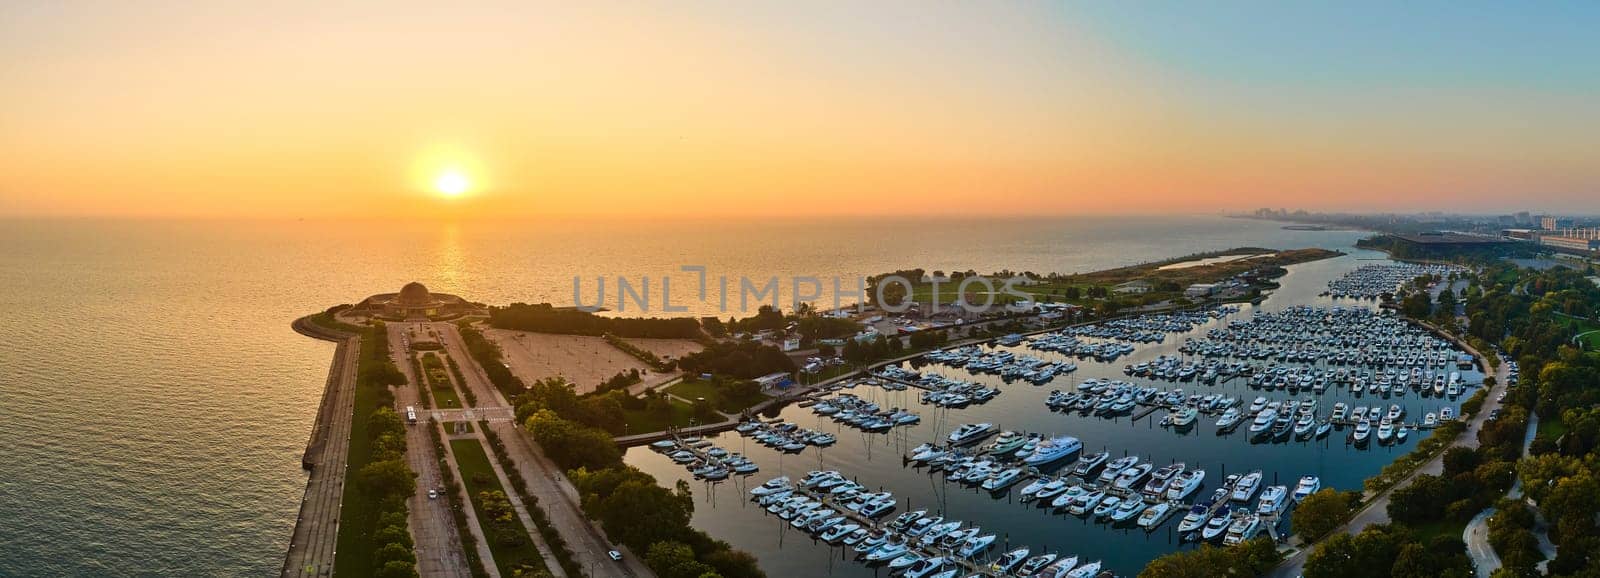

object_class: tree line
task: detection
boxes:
[488,302,703,338]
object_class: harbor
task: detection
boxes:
[622,251,1485,577]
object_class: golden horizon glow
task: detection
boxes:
[1,2,1598,219]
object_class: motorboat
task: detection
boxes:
[1331,402,1348,420]
[1177,503,1212,533]
[986,431,1027,455]
[1294,414,1316,438]
[1108,497,1147,523]
[1137,501,1175,529]
[1067,490,1106,516]
[956,534,996,559]
[948,423,997,446]
[1142,462,1186,497]
[1424,412,1438,427]
[1315,420,1333,438]
[1019,477,1054,501]
[904,515,944,538]
[1039,555,1081,578]
[1166,469,1206,500]
[1215,407,1244,431]
[1028,478,1068,502]
[1097,456,1140,484]
[1071,451,1110,477]
[1113,462,1154,490]
[1293,476,1321,502]
[1223,515,1262,545]
[1248,410,1277,436]
[1047,485,1087,510]
[1066,560,1102,578]
[1256,485,1288,515]
[1377,422,1395,443]
[902,556,947,578]
[982,468,1025,492]
[991,548,1031,574]
[1352,420,1372,444]
[1015,553,1059,577]
[937,527,979,549]
[1092,496,1123,519]
[1231,471,1262,502]
[887,551,924,570]
[863,540,909,562]
[750,477,791,497]
[888,510,925,531]
[1200,511,1233,542]
[917,521,962,546]
[821,522,859,543]
[1023,436,1083,466]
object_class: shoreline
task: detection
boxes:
[282,316,361,577]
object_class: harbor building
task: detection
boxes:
[1114,280,1152,295]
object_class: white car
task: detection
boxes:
[427,489,438,499]
[607,550,623,561]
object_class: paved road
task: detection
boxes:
[282,326,359,578]
[389,323,474,578]
[1464,399,1542,577]
[433,321,655,578]
[1271,345,1511,578]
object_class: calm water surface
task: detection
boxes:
[0,216,1376,575]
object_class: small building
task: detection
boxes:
[1184,283,1219,298]
[754,372,793,390]
[1114,280,1152,295]
[353,282,473,320]
[781,336,802,351]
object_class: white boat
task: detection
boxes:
[1137,501,1175,529]
[1142,462,1186,497]
[1018,477,1054,501]
[750,477,791,497]
[1023,436,1082,466]
[887,551,924,570]
[1092,496,1122,519]
[1396,426,1410,442]
[1177,503,1211,533]
[1424,412,1438,426]
[1256,485,1288,515]
[1166,469,1206,500]
[981,468,1025,492]
[1015,553,1059,577]
[1066,560,1102,578]
[864,541,909,562]
[991,548,1031,573]
[1039,555,1081,578]
[1067,490,1106,515]
[1352,420,1372,443]
[1096,456,1139,484]
[1108,497,1147,522]
[1169,406,1199,428]
[956,534,996,558]
[1223,515,1262,545]
[1200,512,1233,542]
[1071,451,1110,477]
[947,422,997,446]
[902,556,948,578]
[1034,479,1072,503]
[1113,462,1154,490]
[1293,475,1321,502]
[1215,407,1244,430]
[1377,422,1395,443]
[1231,471,1262,502]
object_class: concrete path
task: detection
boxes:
[432,322,656,578]
[282,321,359,578]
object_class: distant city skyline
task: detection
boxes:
[3,1,1599,218]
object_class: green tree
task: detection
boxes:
[645,541,719,578]
[358,459,417,502]
[1294,489,1358,541]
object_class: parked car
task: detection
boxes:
[607,550,623,562]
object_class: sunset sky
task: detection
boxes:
[3,1,1598,219]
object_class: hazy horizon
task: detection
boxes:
[4,1,1599,219]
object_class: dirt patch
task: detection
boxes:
[484,329,653,395]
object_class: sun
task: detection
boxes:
[434,170,470,198]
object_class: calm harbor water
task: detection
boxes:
[0,215,1379,575]
[622,248,1480,577]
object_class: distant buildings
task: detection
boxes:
[1185,283,1220,298]
[1114,280,1152,295]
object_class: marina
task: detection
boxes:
[623,246,1484,577]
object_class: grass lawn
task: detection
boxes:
[331,327,386,577]
[433,385,462,408]
[667,379,769,413]
[1538,414,1569,439]
[622,399,698,434]
[445,421,474,434]
[450,438,546,576]
[1407,519,1469,543]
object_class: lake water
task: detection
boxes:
[0,215,1388,575]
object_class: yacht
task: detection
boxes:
[1039,555,1081,578]
[1293,476,1321,502]
[1071,451,1110,477]
[1396,426,1410,442]
[1108,497,1147,523]
[820,522,859,543]
[1352,420,1372,444]
[1377,422,1395,443]
[956,534,996,559]
[1015,553,1059,577]
[1424,412,1438,427]
[991,548,1031,574]
[1023,436,1083,466]
[887,551,923,570]
[981,468,1025,492]
[1315,420,1333,438]
[1294,414,1316,438]
[947,422,997,446]
[1113,462,1155,490]
[750,477,791,497]
[902,557,947,578]
[1018,477,1054,501]
[986,431,1027,455]
[1223,515,1262,545]
[1248,410,1277,436]
[1215,407,1244,431]
[1142,462,1186,497]
[1200,512,1234,542]
[1331,402,1348,420]
[1096,456,1140,484]
[863,540,909,563]
[1137,501,1175,529]
[1067,490,1107,516]
[1166,469,1206,500]
[1169,406,1199,428]
[1066,561,1102,578]
[1231,470,1262,502]
[917,521,962,546]
[1177,503,1214,533]
[904,515,944,538]
[1092,496,1123,519]
[888,510,925,531]
[1033,479,1072,503]
[1256,485,1288,515]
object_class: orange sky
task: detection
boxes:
[3,2,1598,218]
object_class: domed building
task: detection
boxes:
[354,282,473,320]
